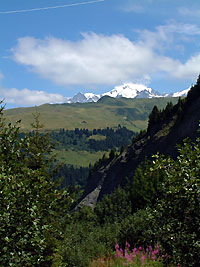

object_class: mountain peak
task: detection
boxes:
[67,92,87,103]
[66,83,190,104]
[102,83,161,99]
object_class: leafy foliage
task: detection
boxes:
[150,137,200,266]
[128,159,165,212]
[53,207,118,267]
[2,74,200,266]
[95,186,132,224]
[0,105,71,266]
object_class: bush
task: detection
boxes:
[53,219,119,267]
[118,208,156,249]
[128,159,165,212]
[150,137,200,266]
[0,105,71,266]
[95,186,132,224]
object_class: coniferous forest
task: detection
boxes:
[1,77,200,267]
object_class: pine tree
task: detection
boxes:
[148,105,160,131]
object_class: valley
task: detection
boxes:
[2,0,200,265]
[5,96,179,168]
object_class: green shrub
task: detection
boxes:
[53,220,119,267]
[118,208,156,249]
[0,105,71,266]
[128,159,165,212]
[150,137,200,266]
[95,186,132,224]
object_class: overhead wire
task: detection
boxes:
[0,0,104,14]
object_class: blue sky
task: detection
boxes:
[0,0,200,108]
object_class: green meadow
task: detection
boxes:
[53,149,109,167]
[4,96,178,166]
[5,96,178,132]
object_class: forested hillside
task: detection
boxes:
[1,78,200,267]
[77,78,200,208]
[31,125,136,187]
[70,76,200,267]
[51,126,134,152]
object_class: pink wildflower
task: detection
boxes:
[153,249,159,255]
[125,251,132,262]
[125,250,128,258]
[133,247,137,253]
[115,243,123,258]
[141,255,146,266]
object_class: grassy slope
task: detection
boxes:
[4,96,179,132]
[54,149,109,167]
[4,97,179,167]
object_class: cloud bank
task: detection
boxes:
[0,87,66,106]
[12,25,200,87]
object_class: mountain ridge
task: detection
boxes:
[75,80,200,210]
[5,97,179,132]
[67,83,190,104]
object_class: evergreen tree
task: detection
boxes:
[148,105,160,124]
[109,148,116,160]
[0,104,71,266]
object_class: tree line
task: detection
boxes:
[50,125,135,152]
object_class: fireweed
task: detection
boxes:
[91,243,166,266]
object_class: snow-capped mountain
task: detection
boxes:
[66,92,101,103]
[102,83,161,99]
[170,88,190,97]
[84,93,101,102]
[66,83,190,104]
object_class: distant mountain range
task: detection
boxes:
[66,83,190,104]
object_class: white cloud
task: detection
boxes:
[0,87,66,106]
[172,53,200,80]
[12,29,200,86]
[179,7,200,17]
[137,21,200,50]
[120,3,144,13]
[11,33,177,85]
[156,21,200,37]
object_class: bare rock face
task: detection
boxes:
[76,86,200,210]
